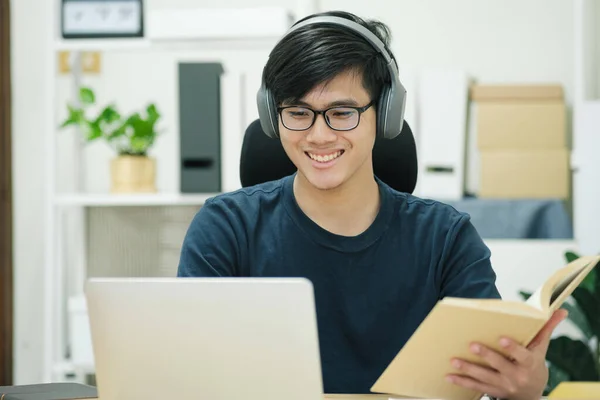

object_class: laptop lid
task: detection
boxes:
[84,277,324,400]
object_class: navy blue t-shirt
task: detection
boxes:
[177,174,501,394]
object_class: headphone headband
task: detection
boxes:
[257,14,407,140]
[285,16,393,64]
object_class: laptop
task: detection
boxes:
[84,277,324,400]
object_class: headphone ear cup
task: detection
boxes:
[376,86,390,138]
[256,85,279,138]
[377,80,406,140]
[384,79,407,140]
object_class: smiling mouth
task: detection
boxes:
[305,150,345,163]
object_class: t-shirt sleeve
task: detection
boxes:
[438,213,502,300]
[177,198,239,277]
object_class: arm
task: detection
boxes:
[438,213,501,300]
[177,198,239,277]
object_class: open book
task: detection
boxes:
[370,255,600,400]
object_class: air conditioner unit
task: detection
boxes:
[147,7,294,40]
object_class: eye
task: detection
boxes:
[284,108,312,118]
[329,108,356,119]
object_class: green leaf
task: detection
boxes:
[546,336,599,381]
[130,135,151,154]
[561,301,594,340]
[60,104,85,128]
[95,105,121,125]
[571,287,600,337]
[594,261,600,298]
[146,103,160,123]
[89,125,103,140]
[519,291,532,301]
[107,121,128,140]
[60,91,161,155]
[565,251,580,263]
[580,268,597,293]
[544,363,571,396]
[79,87,95,105]
[79,121,102,141]
[59,118,77,128]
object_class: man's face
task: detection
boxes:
[278,70,376,191]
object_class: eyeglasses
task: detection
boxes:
[277,101,374,131]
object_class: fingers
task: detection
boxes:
[497,337,533,366]
[445,373,508,400]
[447,347,529,400]
[448,327,555,400]
[528,309,568,350]
[448,357,502,387]
[468,342,516,372]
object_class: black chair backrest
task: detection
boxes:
[239,119,418,193]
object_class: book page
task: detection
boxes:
[549,263,590,308]
[525,286,545,311]
[527,256,597,312]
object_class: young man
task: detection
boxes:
[178,11,566,400]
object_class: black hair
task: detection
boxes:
[263,11,394,107]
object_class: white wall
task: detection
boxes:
[579,0,600,101]
[11,0,51,385]
[597,2,600,99]
[57,0,578,197]
[12,0,583,384]
[322,0,575,102]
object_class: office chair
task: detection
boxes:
[239,118,418,193]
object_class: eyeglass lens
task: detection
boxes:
[281,107,360,131]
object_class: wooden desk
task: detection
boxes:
[87,396,408,400]
[324,396,396,400]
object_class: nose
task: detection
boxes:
[306,114,337,144]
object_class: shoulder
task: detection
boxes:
[179,178,289,278]
[190,176,289,231]
[203,176,287,212]
[183,177,288,246]
[380,182,481,258]
[382,182,471,233]
[378,181,499,299]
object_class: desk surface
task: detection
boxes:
[87,396,547,400]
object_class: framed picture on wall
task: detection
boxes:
[61,0,144,39]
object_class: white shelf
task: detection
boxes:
[41,0,315,385]
[54,38,152,51]
[53,36,284,52]
[53,360,95,376]
[54,193,219,207]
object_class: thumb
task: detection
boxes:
[528,308,568,351]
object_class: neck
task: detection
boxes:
[293,167,380,237]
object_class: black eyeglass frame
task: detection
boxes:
[277,101,375,132]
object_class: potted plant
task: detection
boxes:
[59,86,161,193]
[519,251,600,395]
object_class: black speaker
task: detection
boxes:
[178,62,224,193]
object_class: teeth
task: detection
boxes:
[308,151,342,163]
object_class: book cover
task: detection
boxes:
[370,255,600,400]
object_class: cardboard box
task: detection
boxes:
[477,101,567,150]
[479,149,570,199]
[470,84,564,101]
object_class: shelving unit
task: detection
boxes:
[54,193,218,207]
[43,0,318,383]
[572,0,600,256]
[54,38,152,51]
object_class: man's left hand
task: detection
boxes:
[445,308,568,400]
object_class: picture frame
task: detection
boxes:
[61,0,144,39]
